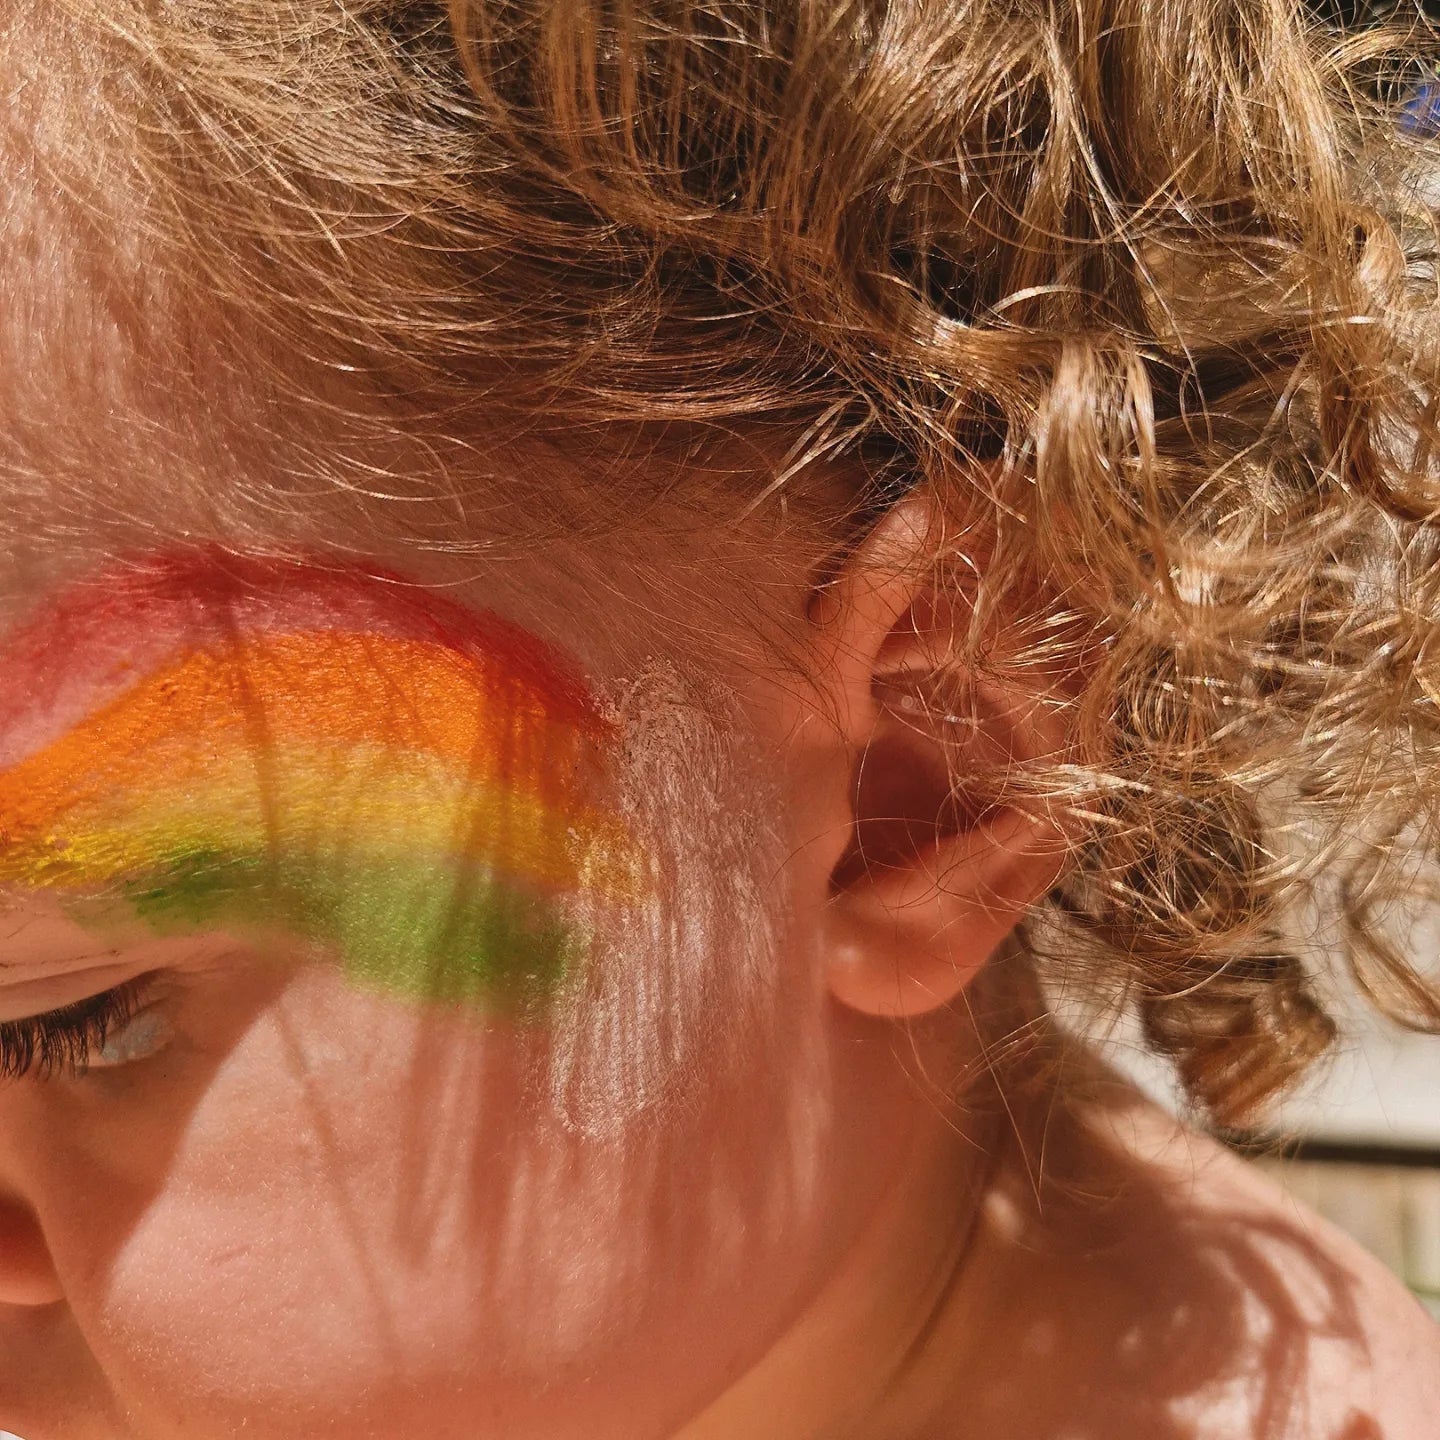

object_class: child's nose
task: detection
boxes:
[0,1195,62,1308]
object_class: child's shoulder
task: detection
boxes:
[1066,1099,1440,1438]
[928,1087,1439,1440]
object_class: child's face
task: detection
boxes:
[0,35,1027,1435]
[0,509,915,1440]
[0,91,889,1395]
[0,113,905,1421]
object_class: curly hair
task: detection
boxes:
[41,0,1440,1126]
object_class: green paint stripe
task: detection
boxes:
[118,847,581,1011]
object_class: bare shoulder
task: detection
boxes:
[1077,1097,1440,1439]
[902,1074,1438,1440]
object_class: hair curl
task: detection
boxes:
[47,0,1440,1126]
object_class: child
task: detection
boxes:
[0,1,1437,1436]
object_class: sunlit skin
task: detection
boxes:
[0,522,1435,1440]
[0,530,934,1440]
[2,9,1438,1438]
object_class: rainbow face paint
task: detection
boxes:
[0,551,633,1009]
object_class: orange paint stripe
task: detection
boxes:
[0,631,601,847]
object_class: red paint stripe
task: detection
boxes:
[0,548,604,748]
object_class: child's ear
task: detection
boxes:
[794,494,1070,1020]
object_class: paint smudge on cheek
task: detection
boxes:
[0,553,637,1009]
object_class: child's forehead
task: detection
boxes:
[0,104,667,576]
[0,181,564,584]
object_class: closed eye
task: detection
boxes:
[0,977,159,1081]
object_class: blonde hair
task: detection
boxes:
[41,0,1440,1125]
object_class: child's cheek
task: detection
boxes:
[56,967,648,1437]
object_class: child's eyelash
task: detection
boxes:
[0,980,148,1081]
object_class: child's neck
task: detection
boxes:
[675,1072,1010,1440]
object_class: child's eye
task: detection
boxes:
[0,977,170,1081]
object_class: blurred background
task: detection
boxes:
[1082,959,1440,1320]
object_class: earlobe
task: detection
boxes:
[824,802,1067,1018]
[800,495,1070,1021]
